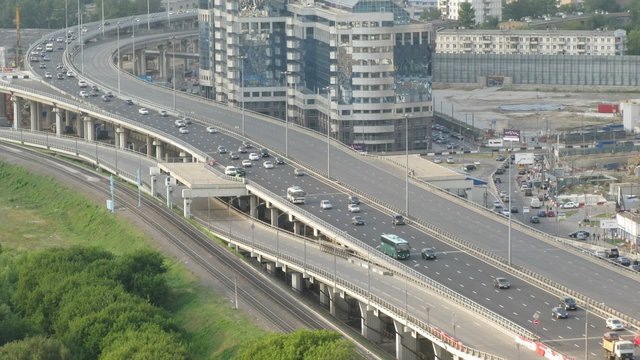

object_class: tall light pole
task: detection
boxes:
[405,113,409,216]
[584,304,589,360]
[132,21,136,77]
[147,0,151,30]
[281,71,290,156]
[240,55,246,136]
[172,36,176,110]
[116,22,121,95]
[326,87,331,178]
[64,0,68,53]
[101,0,104,38]
[79,5,84,75]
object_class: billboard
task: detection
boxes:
[599,219,618,229]
[515,152,534,165]
[503,128,520,142]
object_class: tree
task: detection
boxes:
[583,0,621,13]
[113,250,169,307]
[0,303,34,346]
[420,8,441,21]
[235,330,356,360]
[0,336,70,360]
[479,16,500,29]
[626,29,640,55]
[100,324,187,360]
[503,0,557,21]
[458,2,475,28]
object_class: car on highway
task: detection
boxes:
[66,70,75,77]
[275,157,285,165]
[493,277,510,289]
[78,80,88,88]
[159,110,168,117]
[224,166,236,176]
[241,159,252,167]
[347,204,360,213]
[178,127,189,134]
[495,155,506,161]
[39,63,47,69]
[529,216,540,223]
[259,148,270,157]
[293,168,305,176]
[495,168,505,175]
[551,306,568,319]
[348,195,360,205]
[560,201,579,209]
[125,99,134,105]
[433,156,443,164]
[138,108,149,115]
[248,153,260,161]
[217,146,228,154]
[392,214,405,225]
[242,141,252,148]
[493,201,502,209]
[559,297,577,310]
[238,146,247,154]
[234,167,246,177]
[105,91,114,98]
[206,126,218,134]
[320,200,333,210]
[421,247,436,260]
[44,72,52,79]
[606,318,624,331]
[263,161,274,169]
[181,117,192,125]
[351,216,365,225]
[101,95,110,102]
[79,90,89,98]
[229,152,239,160]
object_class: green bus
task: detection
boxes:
[380,234,411,260]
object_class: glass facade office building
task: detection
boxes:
[199,0,434,152]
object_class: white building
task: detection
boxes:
[438,0,502,24]
[435,29,627,56]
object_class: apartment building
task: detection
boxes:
[435,29,627,56]
[437,0,502,24]
[199,0,433,152]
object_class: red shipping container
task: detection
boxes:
[597,103,619,113]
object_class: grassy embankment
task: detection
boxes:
[0,162,264,359]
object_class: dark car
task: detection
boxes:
[559,297,577,310]
[607,248,620,258]
[125,99,134,105]
[259,148,270,157]
[495,168,505,175]
[569,230,590,240]
[275,157,285,165]
[351,216,365,226]
[349,195,360,205]
[421,247,436,260]
[551,306,568,319]
[617,256,631,266]
[537,210,547,218]
[234,168,246,177]
[229,152,240,160]
[495,155,506,161]
[529,216,540,224]
[510,206,518,213]
[493,277,510,289]
[392,214,405,225]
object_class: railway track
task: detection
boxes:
[0,144,330,333]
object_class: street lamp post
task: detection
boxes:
[172,36,176,110]
[281,71,290,156]
[326,87,331,178]
[508,141,513,266]
[405,113,409,216]
[240,55,246,136]
[147,0,151,30]
[132,21,136,77]
[101,0,104,38]
[116,22,121,95]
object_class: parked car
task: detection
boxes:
[495,155,506,161]
[617,256,631,266]
[537,210,547,218]
[561,201,579,209]
[495,168,505,175]
[421,247,436,260]
[569,230,589,240]
[551,307,568,319]
[446,156,455,164]
[493,277,511,289]
[433,156,443,164]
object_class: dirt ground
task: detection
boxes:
[433,86,640,134]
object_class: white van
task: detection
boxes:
[530,198,542,208]
[224,166,237,176]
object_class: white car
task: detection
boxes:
[263,161,274,169]
[605,318,624,331]
[248,153,260,161]
[561,201,579,209]
[348,203,360,213]
[138,108,149,115]
[159,110,168,117]
[241,159,252,167]
[44,72,52,79]
[174,119,186,127]
[206,126,218,134]
[66,70,75,77]
[79,90,89,98]
[320,200,333,210]
[178,127,189,134]
[224,166,237,176]
[433,156,443,164]
[78,80,88,88]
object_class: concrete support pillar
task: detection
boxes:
[313,228,320,237]
[29,101,37,131]
[54,108,62,137]
[140,50,147,75]
[84,116,94,141]
[12,98,20,129]
[76,114,84,138]
[150,175,157,196]
[153,140,163,161]
[393,320,418,360]
[293,221,302,235]
[183,197,192,219]
[64,110,71,127]
[0,94,6,123]
[291,272,303,293]
[249,195,258,219]
[359,302,383,343]
[179,151,188,163]
[116,127,127,149]
[328,288,349,320]
[270,207,279,227]
[159,48,165,79]
[146,136,152,157]
[319,283,330,308]
[45,106,52,130]
[266,262,276,274]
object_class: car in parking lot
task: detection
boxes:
[446,156,455,164]
[320,200,333,210]
[293,168,305,176]
[551,307,568,319]
[493,277,510,289]
[537,210,547,218]
[560,201,579,209]
[206,126,218,134]
[559,297,577,310]
[569,230,590,240]
[433,156,443,164]
[229,152,239,160]
[510,206,518,213]
[241,159,252,167]
[138,108,149,115]
[178,127,189,134]
[617,256,631,266]
[263,161,274,169]
[347,204,360,213]
[392,214,405,225]
[606,318,624,331]
[421,247,436,260]
[529,216,540,223]
[248,153,260,161]
[351,216,365,225]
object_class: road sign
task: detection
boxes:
[600,219,618,229]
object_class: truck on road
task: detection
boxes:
[602,332,634,360]
[286,186,306,204]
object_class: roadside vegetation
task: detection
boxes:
[0,161,355,359]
